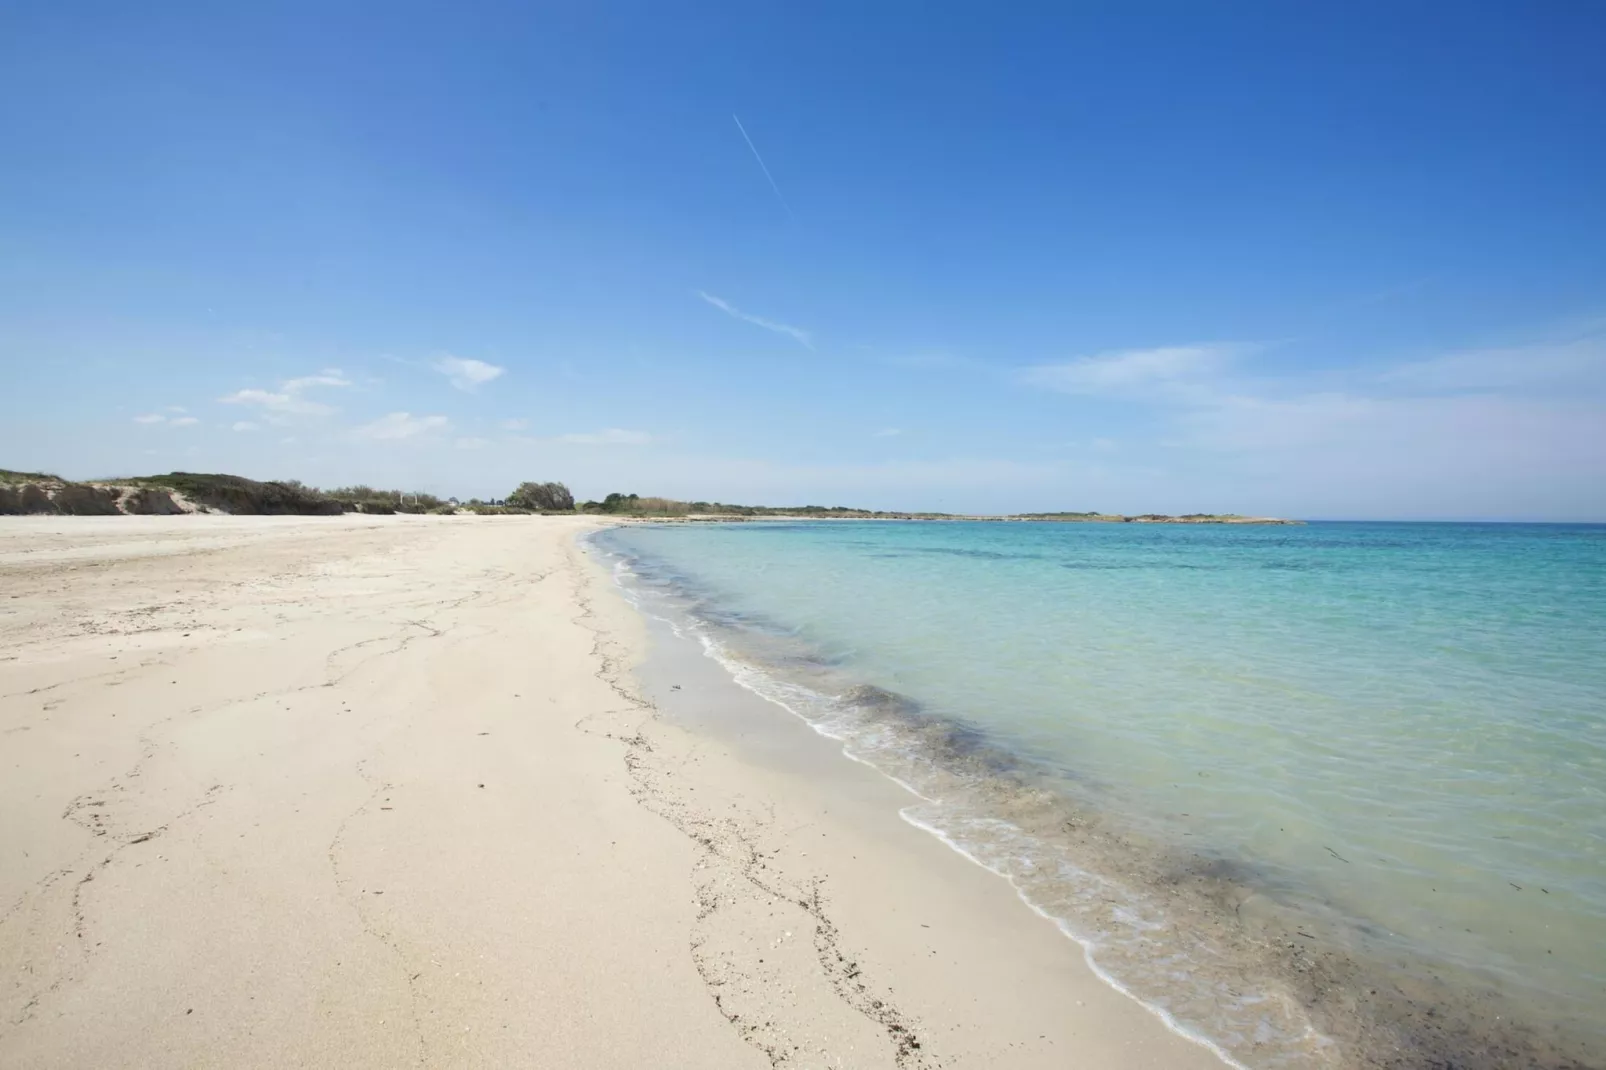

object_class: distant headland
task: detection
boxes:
[0,470,1301,524]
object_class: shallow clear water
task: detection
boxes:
[594,520,1606,1068]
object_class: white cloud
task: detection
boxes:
[220,388,280,406]
[557,428,652,446]
[1378,330,1606,396]
[166,405,187,413]
[501,418,530,431]
[281,368,353,392]
[699,291,813,348]
[219,388,335,417]
[433,355,505,392]
[1021,344,1245,400]
[131,411,196,427]
[217,368,351,420]
[1022,322,1606,518]
[353,412,450,441]
[232,421,260,432]
[873,428,903,437]
[455,436,491,450]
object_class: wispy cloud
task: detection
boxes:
[699,292,813,349]
[219,388,336,417]
[281,369,353,392]
[872,428,903,438]
[232,421,259,432]
[500,418,530,431]
[1021,344,1248,401]
[732,114,796,221]
[353,412,450,441]
[133,412,198,426]
[433,355,505,392]
[557,428,651,446]
[1377,326,1606,396]
[455,436,491,450]
[218,367,351,420]
[1023,322,1606,517]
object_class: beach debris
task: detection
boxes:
[1323,846,1351,863]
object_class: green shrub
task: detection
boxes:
[130,473,342,515]
[508,481,575,511]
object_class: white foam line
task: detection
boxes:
[897,808,1252,1070]
[690,632,943,805]
[597,531,1246,1069]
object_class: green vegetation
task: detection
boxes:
[1,466,1297,523]
[0,469,62,484]
[580,492,677,514]
[123,473,344,515]
[569,496,1299,523]
[460,504,528,515]
[573,494,951,519]
[323,485,448,514]
[507,481,575,512]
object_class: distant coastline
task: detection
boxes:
[0,469,1300,524]
[634,512,1302,525]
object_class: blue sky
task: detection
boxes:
[3,2,1604,519]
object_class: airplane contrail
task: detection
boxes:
[732,114,796,221]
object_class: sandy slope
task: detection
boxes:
[0,515,1224,1069]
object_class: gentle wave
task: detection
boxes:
[592,522,1606,1070]
[601,537,1323,1067]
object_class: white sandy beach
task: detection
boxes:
[0,514,1225,1069]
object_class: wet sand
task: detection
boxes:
[0,514,1226,1068]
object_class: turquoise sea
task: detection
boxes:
[593,521,1606,1069]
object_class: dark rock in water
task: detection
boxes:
[839,684,921,718]
[837,683,1020,773]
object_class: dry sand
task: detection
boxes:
[0,514,1227,1069]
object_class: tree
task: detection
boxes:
[507,481,575,512]
[600,492,639,513]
